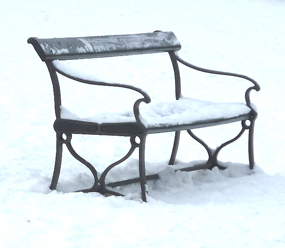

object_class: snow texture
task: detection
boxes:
[1,0,285,247]
[61,97,251,127]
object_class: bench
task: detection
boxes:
[28,31,260,201]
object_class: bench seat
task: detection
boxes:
[60,97,251,131]
[57,98,252,136]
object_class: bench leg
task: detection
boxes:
[50,134,63,190]
[169,131,181,165]
[211,126,246,169]
[98,138,137,196]
[248,125,255,169]
[187,122,248,170]
[187,129,213,166]
[64,134,100,192]
[248,117,257,170]
[138,135,148,202]
[49,133,150,200]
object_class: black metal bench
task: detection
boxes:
[28,31,260,201]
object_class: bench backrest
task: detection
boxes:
[28,31,181,61]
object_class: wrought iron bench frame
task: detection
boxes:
[28,31,260,201]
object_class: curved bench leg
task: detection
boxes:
[211,126,246,169]
[63,134,100,192]
[99,135,149,201]
[99,137,138,196]
[187,129,215,167]
[169,131,181,165]
[50,134,63,190]
[50,133,149,200]
[187,121,249,170]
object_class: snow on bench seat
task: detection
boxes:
[61,97,251,128]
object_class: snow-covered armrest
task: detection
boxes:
[175,55,260,109]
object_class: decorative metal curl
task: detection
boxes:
[62,133,100,192]
[187,120,248,169]
[98,136,139,196]
[56,134,147,197]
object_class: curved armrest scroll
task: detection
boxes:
[133,97,151,125]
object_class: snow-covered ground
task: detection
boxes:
[1,0,285,247]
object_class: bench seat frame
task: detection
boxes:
[28,31,260,201]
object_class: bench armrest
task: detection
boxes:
[52,61,151,125]
[175,55,260,110]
